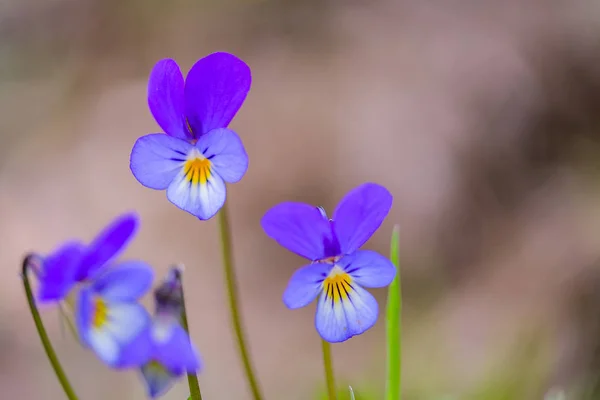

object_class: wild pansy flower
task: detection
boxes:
[140,267,201,398]
[130,52,252,220]
[76,261,154,368]
[36,213,138,303]
[261,183,396,342]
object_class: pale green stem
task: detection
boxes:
[321,339,337,400]
[385,225,402,400]
[21,255,79,400]
[217,204,264,400]
[58,302,78,340]
[179,276,202,400]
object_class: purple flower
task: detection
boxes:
[76,261,154,368]
[130,52,252,220]
[140,268,201,398]
[261,183,396,342]
[36,213,138,303]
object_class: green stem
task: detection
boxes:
[21,255,79,400]
[58,301,78,340]
[217,204,264,400]
[321,339,337,400]
[179,273,203,400]
[385,225,402,400]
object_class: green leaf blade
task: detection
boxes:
[385,225,401,400]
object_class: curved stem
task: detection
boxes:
[218,204,264,400]
[321,339,337,400]
[21,255,79,400]
[179,277,203,400]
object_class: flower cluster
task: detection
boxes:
[32,213,200,398]
[27,51,398,399]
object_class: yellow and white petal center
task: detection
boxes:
[92,297,109,329]
[322,266,353,304]
[183,149,212,186]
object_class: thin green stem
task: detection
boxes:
[217,204,264,400]
[179,274,202,400]
[321,339,337,400]
[58,301,78,340]
[21,255,79,400]
[385,225,402,400]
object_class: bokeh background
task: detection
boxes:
[3,0,600,399]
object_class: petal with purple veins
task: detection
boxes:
[315,281,379,343]
[166,160,226,220]
[130,133,194,190]
[283,263,332,309]
[196,128,248,183]
[339,250,395,288]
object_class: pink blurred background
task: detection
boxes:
[2,0,600,399]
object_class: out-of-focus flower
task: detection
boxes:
[36,213,138,303]
[130,52,251,220]
[261,183,396,342]
[140,267,202,398]
[76,261,154,368]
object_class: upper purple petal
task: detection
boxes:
[76,213,139,281]
[92,261,154,302]
[196,128,248,183]
[184,52,251,136]
[332,183,393,254]
[261,202,339,261]
[37,241,85,303]
[148,59,192,140]
[130,134,194,190]
[340,250,395,288]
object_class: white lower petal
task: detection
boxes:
[166,154,226,220]
[315,291,348,343]
[315,281,379,343]
[105,302,150,344]
[88,329,120,365]
[339,284,378,335]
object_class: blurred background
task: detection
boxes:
[2,0,600,399]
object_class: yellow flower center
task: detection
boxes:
[322,266,353,304]
[184,157,212,185]
[92,297,109,329]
